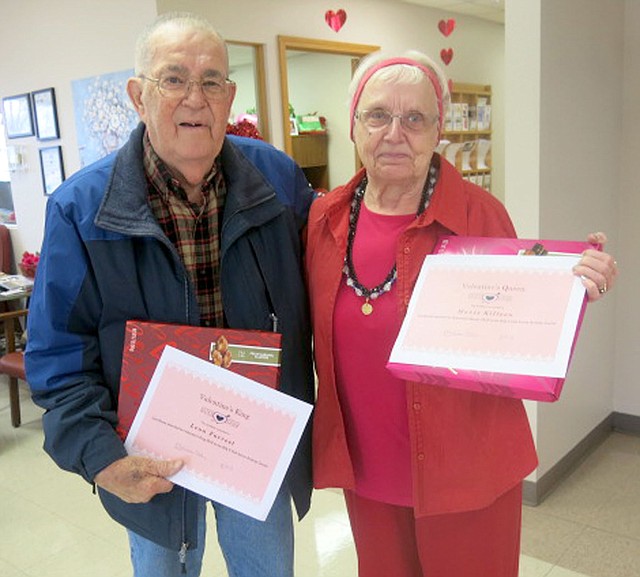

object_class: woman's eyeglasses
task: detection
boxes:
[355,108,438,133]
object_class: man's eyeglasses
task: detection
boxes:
[140,74,235,101]
[355,108,438,133]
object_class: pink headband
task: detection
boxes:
[349,57,444,140]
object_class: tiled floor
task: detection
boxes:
[2,379,640,577]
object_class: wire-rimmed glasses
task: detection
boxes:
[354,108,438,133]
[140,74,235,101]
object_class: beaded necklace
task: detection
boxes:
[343,162,438,315]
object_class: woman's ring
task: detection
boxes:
[599,281,608,295]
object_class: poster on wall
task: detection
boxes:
[72,69,139,168]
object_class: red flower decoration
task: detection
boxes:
[20,251,40,278]
[226,120,263,140]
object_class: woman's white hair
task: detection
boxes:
[134,12,228,76]
[349,49,451,118]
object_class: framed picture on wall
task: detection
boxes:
[2,93,34,139]
[32,87,60,140]
[39,146,65,196]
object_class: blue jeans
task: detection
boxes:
[127,487,294,577]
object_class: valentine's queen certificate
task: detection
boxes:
[124,346,312,520]
[388,254,586,387]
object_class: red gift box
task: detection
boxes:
[117,320,281,441]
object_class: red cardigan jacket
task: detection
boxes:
[306,156,538,517]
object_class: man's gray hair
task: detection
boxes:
[134,12,228,75]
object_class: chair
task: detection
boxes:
[0,308,28,427]
[0,224,14,317]
[0,224,27,426]
[0,224,13,274]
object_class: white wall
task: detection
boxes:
[505,0,542,454]
[228,64,257,124]
[615,1,640,416]
[507,0,625,480]
[0,0,157,258]
[504,0,541,239]
[537,0,622,476]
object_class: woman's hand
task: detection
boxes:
[573,232,619,302]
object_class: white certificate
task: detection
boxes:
[390,254,586,378]
[125,346,312,520]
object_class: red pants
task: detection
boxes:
[344,483,522,577]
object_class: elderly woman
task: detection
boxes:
[305,50,618,577]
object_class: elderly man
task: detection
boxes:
[25,12,314,577]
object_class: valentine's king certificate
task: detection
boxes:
[124,346,312,520]
[389,254,586,378]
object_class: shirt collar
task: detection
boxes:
[321,155,471,237]
[423,155,469,235]
[142,130,220,201]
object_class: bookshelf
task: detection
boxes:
[440,82,492,191]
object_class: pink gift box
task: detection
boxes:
[386,236,599,402]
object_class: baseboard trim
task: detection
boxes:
[522,411,640,506]
[612,411,640,435]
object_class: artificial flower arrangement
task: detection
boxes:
[226,119,263,140]
[20,251,40,278]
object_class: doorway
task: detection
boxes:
[278,36,378,190]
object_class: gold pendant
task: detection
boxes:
[361,299,373,315]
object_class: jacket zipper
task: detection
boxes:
[179,489,189,574]
[179,541,189,574]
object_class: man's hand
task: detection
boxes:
[94,456,183,503]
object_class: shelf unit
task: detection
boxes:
[291,133,329,191]
[440,82,492,191]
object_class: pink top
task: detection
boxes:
[333,202,415,506]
